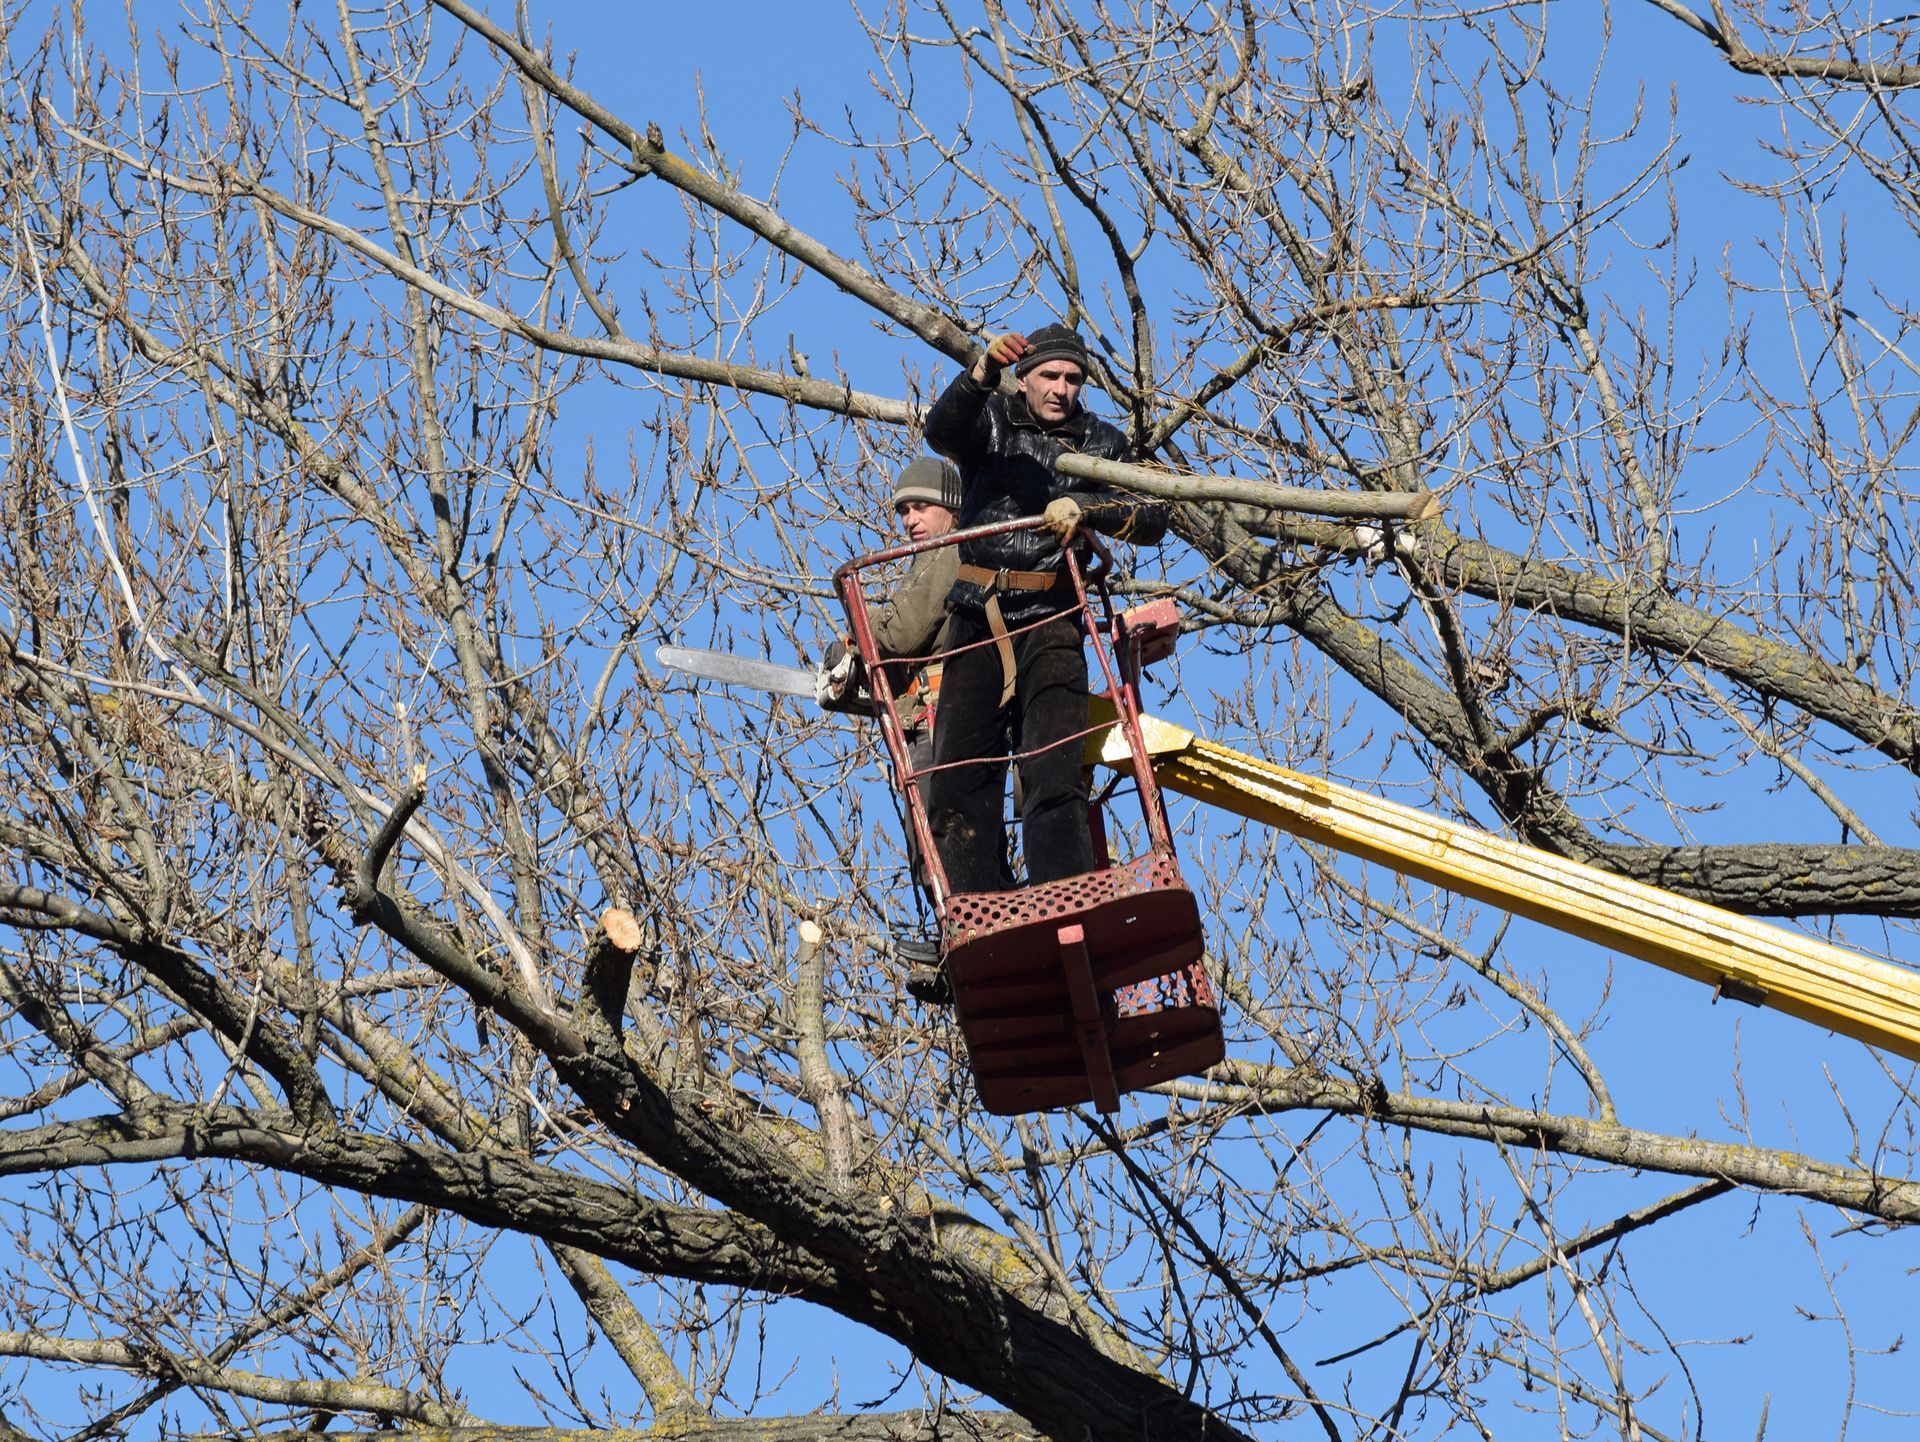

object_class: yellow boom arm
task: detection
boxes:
[1090,707,1920,1064]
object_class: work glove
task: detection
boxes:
[974,330,1029,388]
[1042,495,1083,542]
[814,638,857,706]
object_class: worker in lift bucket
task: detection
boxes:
[817,457,968,999]
[820,456,964,761]
[872,457,964,765]
[921,322,1167,896]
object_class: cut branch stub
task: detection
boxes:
[575,908,644,1051]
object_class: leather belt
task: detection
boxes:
[954,564,1064,593]
[955,564,1066,706]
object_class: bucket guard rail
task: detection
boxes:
[835,517,1223,1116]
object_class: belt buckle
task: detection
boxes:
[995,567,1012,591]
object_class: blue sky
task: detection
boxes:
[6,0,1918,1434]
[533,3,1920,1432]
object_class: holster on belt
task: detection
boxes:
[955,563,1065,706]
[899,664,942,733]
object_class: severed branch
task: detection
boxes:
[1055,453,1439,521]
[573,907,643,1056]
[788,919,855,1188]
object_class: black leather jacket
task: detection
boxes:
[923,371,1167,624]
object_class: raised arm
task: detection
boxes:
[922,369,992,466]
[924,332,1027,465]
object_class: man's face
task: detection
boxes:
[897,501,956,543]
[1018,360,1085,425]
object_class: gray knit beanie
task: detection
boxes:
[891,456,963,511]
[1014,322,1090,377]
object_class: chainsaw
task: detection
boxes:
[654,646,878,716]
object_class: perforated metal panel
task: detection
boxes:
[942,857,1223,1114]
[1114,961,1216,1017]
[944,854,1197,983]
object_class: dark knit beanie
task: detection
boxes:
[1014,322,1090,377]
[891,456,963,511]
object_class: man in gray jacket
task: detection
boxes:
[866,457,961,757]
[824,458,965,997]
[822,456,962,755]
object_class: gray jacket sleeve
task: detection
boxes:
[870,545,959,659]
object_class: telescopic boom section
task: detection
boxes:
[1087,706,1920,1064]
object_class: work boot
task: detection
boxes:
[892,934,953,1006]
[906,964,954,1005]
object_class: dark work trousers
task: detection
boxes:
[927,610,1094,894]
[903,731,937,902]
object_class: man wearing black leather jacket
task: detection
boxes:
[922,322,1167,894]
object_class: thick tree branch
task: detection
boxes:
[0,1106,841,1295]
[1636,0,1920,87]
[428,0,979,362]
[1176,1065,1920,1225]
[1409,525,1920,773]
[1214,514,1920,914]
[0,1104,1249,1442]
[214,1416,1041,1442]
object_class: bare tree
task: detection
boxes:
[0,1,1914,1438]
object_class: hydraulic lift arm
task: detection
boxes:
[1089,707,1920,1064]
